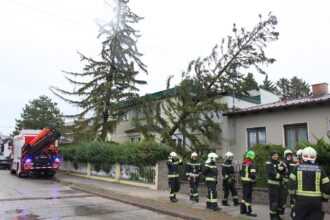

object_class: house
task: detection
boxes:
[110,88,280,155]
[222,83,330,160]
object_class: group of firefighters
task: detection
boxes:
[167,146,330,220]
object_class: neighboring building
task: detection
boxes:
[110,88,280,155]
[0,134,11,157]
[222,83,330,161]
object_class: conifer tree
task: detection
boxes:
[136,14,279,151]
[51,0,147,140]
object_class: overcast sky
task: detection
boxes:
[0,0,329,135]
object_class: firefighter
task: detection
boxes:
[185,152,201,202]
[222,151,239,206]
[280,149,296,215]
[240,151,257,217]
[167,151,183,202]
[202,152,221,211]
[266,151,286,220]
[296,149,303,165]
[288,147,330,220]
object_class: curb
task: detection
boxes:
[70,184,202,220]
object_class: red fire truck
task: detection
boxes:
[10,128,61,177]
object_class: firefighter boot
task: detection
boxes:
[190,195,193,201]
[212,206,222,211]
[222,200,230,206]
[170,196,177,203]
[270,214,278,220]
[246,206,257,217]
[233,198,240,206]
[240,203,246,214]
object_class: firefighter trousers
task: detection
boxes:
[222,180,239,204]
[206,181,219,209]
[189,177,199,200]
[293,197,324,220]
[268,184,281,218]
[168,177,180,198]
[241,182,253,214]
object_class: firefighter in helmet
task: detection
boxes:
[240,151,257,217]
[296,149,303,165]
[266,151,286,220]
[222,151,239,206]
[289,147,330,219]
[167,151,183,202]
[185,152,201,202]
[280,149,296,215]
[202,152,221,211]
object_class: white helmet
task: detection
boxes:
[284,149,293,158]
[225,152,234,159]
[296,149,303,158]
[169,152,177,159]
[302,147,317,163]
[207,152,219,162]
[191,152,198,159]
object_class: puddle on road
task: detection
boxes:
[74,205,113,216]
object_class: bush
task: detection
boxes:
[297,138,330,175]
[249,144,284,186]
[58,141,172,166]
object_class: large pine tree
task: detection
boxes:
[136,14,279,151]
[51,0,147,140]
[276,76,311,99]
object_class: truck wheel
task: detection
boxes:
[10,169,16,174]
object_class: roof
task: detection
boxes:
[224,94,330,116]
[121,88,261,109]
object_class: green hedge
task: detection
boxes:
[59,140,172,166]
[249,144,284,186]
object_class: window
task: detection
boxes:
[120,113,129,121]
[130,136,141,143]
[284,123,308,149]
[247,127,266,147]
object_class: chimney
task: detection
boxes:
[312,83,328,97]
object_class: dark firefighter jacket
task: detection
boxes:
[167,159,183,178]
[288,161,330,201]
[266,159,286,185]
[283,159,296,183]
[222,159,235,182]
[240,159,256,183]
[202,161,218,182]
[186,159,201,177]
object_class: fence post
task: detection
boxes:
[154,163,159,189]
[67,160,71,174]
[87,163,91,177]
[115,162,120,182]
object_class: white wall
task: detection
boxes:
[224,104,330,159]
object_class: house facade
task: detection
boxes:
[109,88,280,155]
[222,83,330,160]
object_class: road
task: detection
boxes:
[0,170,181,220]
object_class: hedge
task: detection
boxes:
[249,144,284,186]
[59,140,172,166]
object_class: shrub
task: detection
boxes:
[58,141,172,166]
[249,144,284,186]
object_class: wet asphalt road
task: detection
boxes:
[0,170,181,220]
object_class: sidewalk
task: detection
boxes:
[54,172,325,220]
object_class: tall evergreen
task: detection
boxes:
[276,76,311,99]
[136,14,279,151]
[51,0,147,140]
[260,74,278,93]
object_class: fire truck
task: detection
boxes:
[10,128,61,177]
